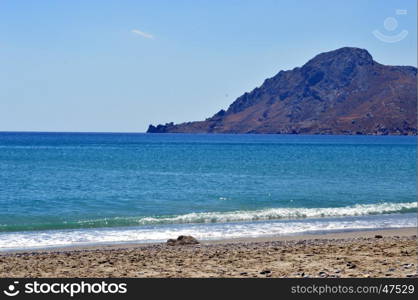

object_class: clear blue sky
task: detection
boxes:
[1,0,416,132]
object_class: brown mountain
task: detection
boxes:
[147,47,417,135]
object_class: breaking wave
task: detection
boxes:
[73,201,417,228]
[1,202,415,233]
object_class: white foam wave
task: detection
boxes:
[0,212,416,251]
[134,202,417,225]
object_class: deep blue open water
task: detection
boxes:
[0,132,416,250]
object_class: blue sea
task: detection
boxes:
[0,132,416,251]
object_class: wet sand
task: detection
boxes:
[0,228,416,278]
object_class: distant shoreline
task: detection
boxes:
[147,48,417,136]
[1,131,417,136]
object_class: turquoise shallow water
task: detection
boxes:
[0,132,416,249]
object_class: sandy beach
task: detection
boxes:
[0,228,416,278]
